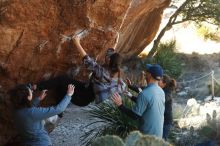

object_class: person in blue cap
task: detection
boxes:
[112,64,165,138]
[126,73,176,140]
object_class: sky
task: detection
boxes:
[164,24,220,54]
[142,6,220,55]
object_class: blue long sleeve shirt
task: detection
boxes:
[14,95,71,146]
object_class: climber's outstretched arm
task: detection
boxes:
[72,36,87,57]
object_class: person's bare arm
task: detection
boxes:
[72,36,87,57]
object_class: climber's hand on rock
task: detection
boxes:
[72,36,80,45]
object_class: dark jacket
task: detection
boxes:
[163,87,173,125]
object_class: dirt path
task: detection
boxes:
[50,104,92,146]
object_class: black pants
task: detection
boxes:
[37,75,95,106]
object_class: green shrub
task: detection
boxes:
[214,83,220,97]
[125,131,142,146]
[80,98,138,145]
[91,135,125,146]
[198,110,220,143]
[196,25,220,42]
[133,135,171,146]
[91,131,172,146]
[143,40,182,78]
[172,103,184,120]
[208,81,220,97]
[174,126,202,146]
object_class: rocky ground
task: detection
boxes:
[50,104,94,146]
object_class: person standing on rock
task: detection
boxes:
[112,64,165,138]
[9,84,74,146]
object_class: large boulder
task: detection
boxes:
[0,0,170,145]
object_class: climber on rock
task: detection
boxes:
[32,36,126,106]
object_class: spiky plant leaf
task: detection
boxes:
[80,98,138,146]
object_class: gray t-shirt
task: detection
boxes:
[132,83,165,138]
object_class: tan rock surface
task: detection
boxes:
[0,0,170,145]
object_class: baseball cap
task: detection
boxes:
[146,64,163,80]
[105,48,115,57]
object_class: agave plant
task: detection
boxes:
[80,98,139,146]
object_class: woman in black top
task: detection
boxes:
[159,74,176,140]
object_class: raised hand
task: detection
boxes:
[123,91,133,98]
[39,90,47,101]
[126,78,132,86]
[72,35,80,45]
[32,84,37,90]
[72,35,87,57]
[111,92,122,106]
[67,84,75,97]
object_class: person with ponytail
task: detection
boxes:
[72,36,126,103]
[32,38,126,108]
[159,74,176,140]
[33,47,118,108]
[33,36,125,107]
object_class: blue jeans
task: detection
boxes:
[163,124,172,141]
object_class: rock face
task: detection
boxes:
[0,0,170,145]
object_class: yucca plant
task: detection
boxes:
[143,40,182,78]
[80,98,139,146]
